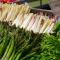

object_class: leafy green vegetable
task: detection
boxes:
[54,21,60,33]
[40,33,60,60]
[0,30,10,58]
[0,21,60,60]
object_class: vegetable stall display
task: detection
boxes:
[0,3,59,60]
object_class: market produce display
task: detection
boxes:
[0,4,60,60]
[0,3,59,60]
[0,20,60,60]
[0,3,55,33]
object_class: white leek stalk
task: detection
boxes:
[12,14,24,27]
[35,16,44,33]
[26,14,36,31]
[30,15,40,33]
[47,23,54,33]
[39,20,50,33]
[5,6,14,22]
[21,13,33,29]
[43,20,52,33]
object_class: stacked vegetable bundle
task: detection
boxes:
[0,20,60,60]
[0,22,41,60]
[12,13,55,33]
[0,3,56,33]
